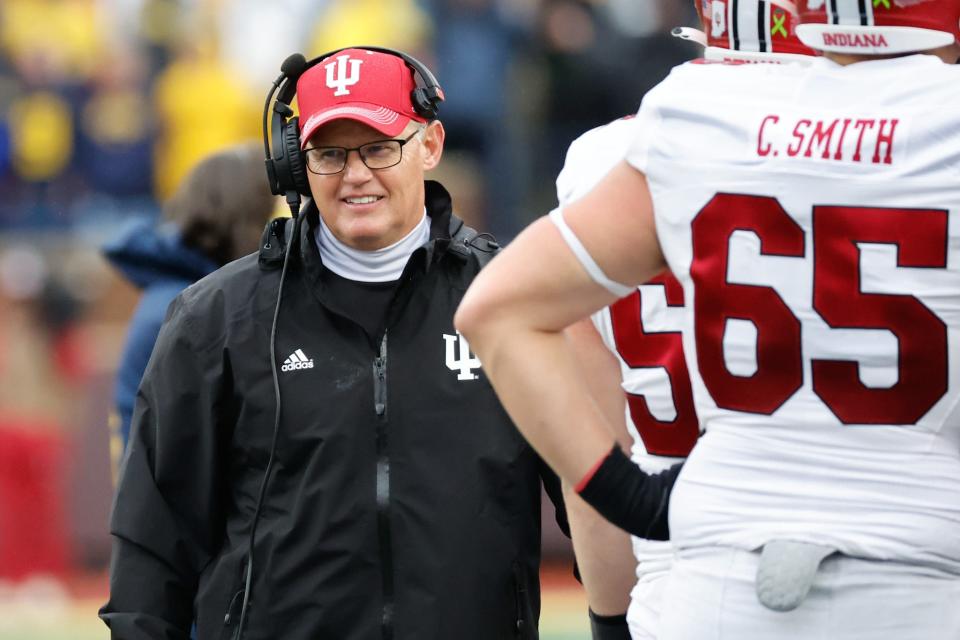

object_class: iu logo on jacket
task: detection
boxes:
[443,331,481,381]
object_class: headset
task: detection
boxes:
[234,48,444,640]
[262,46,445,217]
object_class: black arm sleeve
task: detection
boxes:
[589,609,631,640]
[577,445,682,541]
[99,292,229,639]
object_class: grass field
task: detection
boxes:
[0,564,591,640]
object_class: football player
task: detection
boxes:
[558,4,813,639]
[458,2,960,639]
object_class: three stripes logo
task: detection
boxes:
[281,349,315,372]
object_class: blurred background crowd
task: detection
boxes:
[0,0,696,625]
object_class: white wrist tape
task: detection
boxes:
[548,208,633,298]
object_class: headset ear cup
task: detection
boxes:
[410,87,438,120]
[410,87,430,119]
[282,116,311,196]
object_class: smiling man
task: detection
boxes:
[306,119,434,247]
[101,48,567,640]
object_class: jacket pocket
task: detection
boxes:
[512,561,536,640]
[217,589,244,640]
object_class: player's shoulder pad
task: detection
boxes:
[640,59,737,112]
[570,115,637,153]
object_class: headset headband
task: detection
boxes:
[275,46,443,114]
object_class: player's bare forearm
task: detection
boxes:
[563,481,635,615]
[566,318,633,451]
[564,319,636,615]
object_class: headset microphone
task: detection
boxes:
[280,52,308,78]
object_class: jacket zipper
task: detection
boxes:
[373,332,394,640]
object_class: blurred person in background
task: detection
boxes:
[101,47,567,640]
[3,58,79,227]
[151,37,261,200]
[535,0,694,183]
[73,45,157,220]
[0,0,103,226]
[0,59,22,218]
[308,0,432,54]
[427,0,524,240]
[0,247,89,584]
[103,142,276,460]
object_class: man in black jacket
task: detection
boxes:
[100,48,566,640]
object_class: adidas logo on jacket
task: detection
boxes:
[281,349,314,372]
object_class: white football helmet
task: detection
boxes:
[674,0,815,64]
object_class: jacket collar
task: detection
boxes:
[423,179,470,267]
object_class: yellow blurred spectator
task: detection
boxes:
[152,42,261,199]
[308,0,433,55]
[138,0,184,52]
[81,49,152,147]
[1,0,104,81]
[9,91,73,181]
[82,89,151,148]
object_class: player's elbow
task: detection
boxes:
[455,277,511,358]
[454,287,492,348]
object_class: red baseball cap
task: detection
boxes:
[297,48,428,149]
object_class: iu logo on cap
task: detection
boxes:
[325,54,364,97]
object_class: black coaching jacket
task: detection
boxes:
[100,182,567,640]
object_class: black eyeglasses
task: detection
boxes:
[303,129,422,175]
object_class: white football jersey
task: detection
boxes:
[626,54,960,574]
[557,119,700,602]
